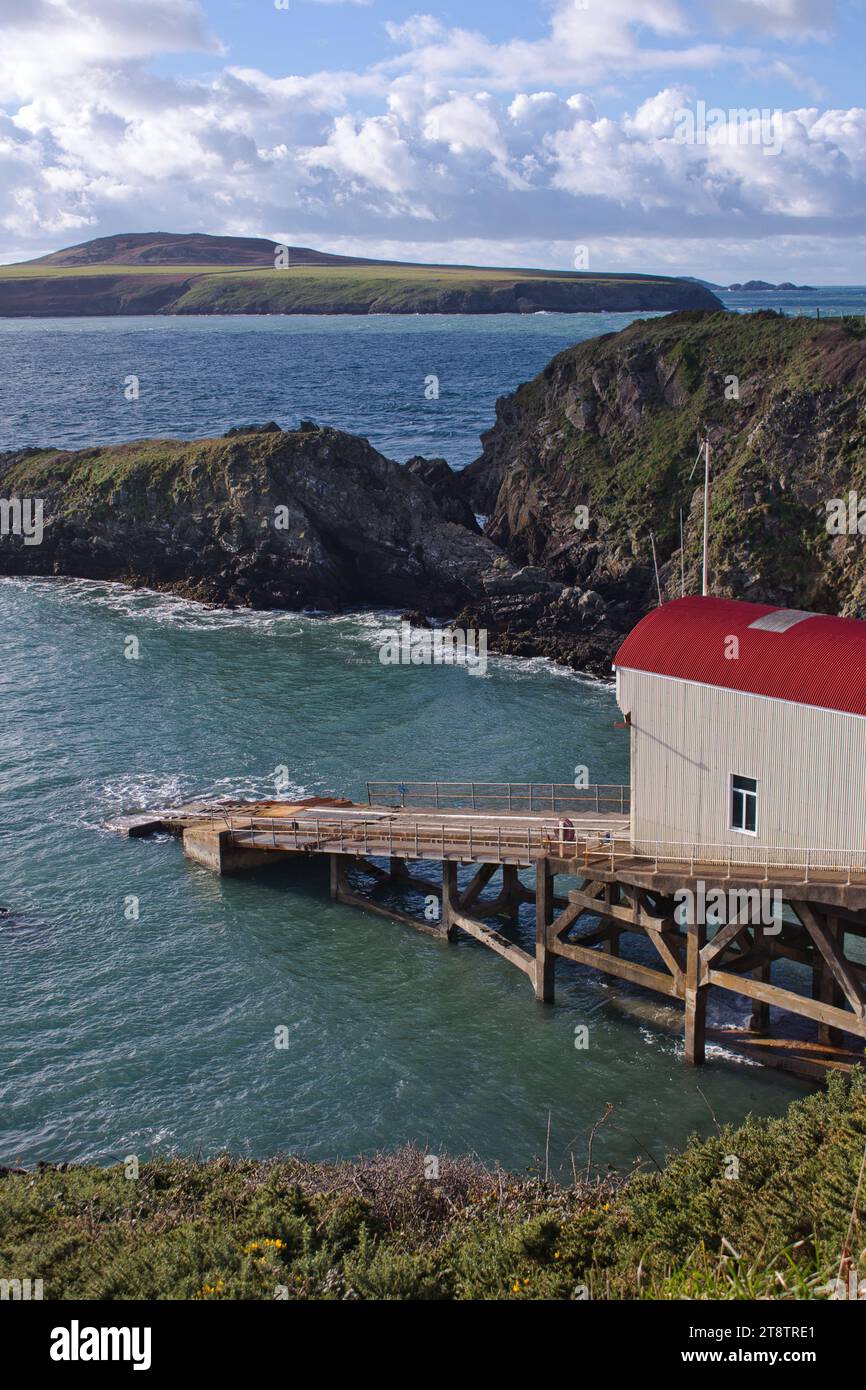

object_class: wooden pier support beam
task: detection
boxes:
[684,917,708,1064]
[441,860,460,943]
[812,921,844,1047]
[330,853,443,938]
[534,859,555,1003]
[750,957,771,1035]
[502,864,521,923]
[483,864,524,922]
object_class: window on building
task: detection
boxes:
[730,774,758,834]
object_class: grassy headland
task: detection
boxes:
[0,231,723,316]
[2,1072,863,1300]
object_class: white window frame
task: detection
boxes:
[729,772,758,836]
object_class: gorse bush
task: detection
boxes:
[1,1073,863,1300]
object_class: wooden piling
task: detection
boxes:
[441,860,460,943]
[534,859,555,1003]
[750,957,772,1034]
[684,917,708,1064]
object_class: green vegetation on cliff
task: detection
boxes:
[456,310,866,672]
[0,422,499,612]
[0,232,722,316]
[2,1072,863,1300]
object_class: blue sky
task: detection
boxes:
[167,0,863,110]
[0,0,864,281]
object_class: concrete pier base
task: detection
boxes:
[182,825,287,875]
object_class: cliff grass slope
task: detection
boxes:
[1,1072,863,1299]
[457,310,866,672]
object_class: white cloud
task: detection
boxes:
[386,14,444,45]
[707,0,836,39]
[304,114,419,196]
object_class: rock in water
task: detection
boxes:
[0,424,502,614]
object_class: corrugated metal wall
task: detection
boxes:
[618,669,866,854]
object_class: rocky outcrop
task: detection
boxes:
[405,457,480,530]
[456,309,866,675]
[0,425,501,613]
[5,311,865,681]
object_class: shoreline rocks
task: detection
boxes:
[4,310,866,680]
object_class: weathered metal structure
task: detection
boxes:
[111,597,866,1077]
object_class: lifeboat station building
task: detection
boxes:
[614,596,866,868]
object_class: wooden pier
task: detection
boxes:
[110,780,866,1079]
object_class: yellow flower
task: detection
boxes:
[512,1282,520,1293]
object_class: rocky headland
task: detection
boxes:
[3,309,866,677]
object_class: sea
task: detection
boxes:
[1,286,859,1175]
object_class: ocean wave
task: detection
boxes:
[72,769,317,828]
[3,574,614,686]
[0,575,401,636]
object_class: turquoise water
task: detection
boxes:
[1,577,804,1174]
[3,300,844,1174]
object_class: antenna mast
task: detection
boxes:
[689,434,712,597]
[649,531,662,606]
[701,437,710,597]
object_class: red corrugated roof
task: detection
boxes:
[614,596,866,717]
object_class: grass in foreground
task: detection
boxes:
[1,1071,864,1300]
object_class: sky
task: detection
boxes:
[0,0,864,282]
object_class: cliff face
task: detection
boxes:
[4,311,866,679]
[169,274,721,317]
[0,424,500,613]
[0,272,722,318]
[457,310,866,674]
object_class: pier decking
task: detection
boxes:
[110,780,866,1079]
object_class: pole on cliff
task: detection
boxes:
[688,435,712,598]
[649,531,662,606]
[679,509,685,597]
[701,437,710,597]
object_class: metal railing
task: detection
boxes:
[207,811,571,863]
[364,780,631,815]
[203,810,866,883]
[630,837,866,882]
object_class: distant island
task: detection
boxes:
[685,275,816,293]
[0,231,722,317]
[727,279,817,292]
